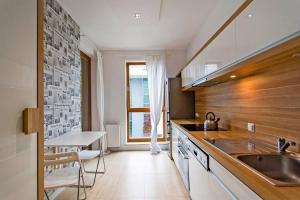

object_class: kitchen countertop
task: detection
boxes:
[171,119,300,200]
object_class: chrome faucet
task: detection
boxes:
[277,138,296,153]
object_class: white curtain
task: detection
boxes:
[146,55,166,154]
[96,51,105,131]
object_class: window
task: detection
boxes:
[126,62,165,142]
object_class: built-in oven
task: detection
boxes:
[172,127,190,191]
[177,139,190,191]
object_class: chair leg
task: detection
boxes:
[80,167,87,200]
[101,144,106,173]
[91,154,101,187]
[98,138,106,173]
[44,190,50,200]
[81,139,106,188]
[77,168,81,200]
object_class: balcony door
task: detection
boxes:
[126,62,165,143]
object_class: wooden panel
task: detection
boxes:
[195,57,300,152]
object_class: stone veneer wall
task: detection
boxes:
[43,0,81,147]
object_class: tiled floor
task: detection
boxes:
[56,151,189,200]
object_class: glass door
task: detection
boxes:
[126,62,165,142]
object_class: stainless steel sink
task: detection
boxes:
[237,154,300,186]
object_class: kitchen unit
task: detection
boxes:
[181,0,300,88]
[173,2,300,198]
[171,120,300,200]
[171,122,263,200]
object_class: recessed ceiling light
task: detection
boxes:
[247,14,253,18]
[230,75,237,79]
[134,13,141,19]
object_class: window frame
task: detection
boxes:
[126,62,166,143]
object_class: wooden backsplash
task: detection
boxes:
[195,58,300,150]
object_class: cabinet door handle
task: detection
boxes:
[193,150,198,156]
[23,108,39,134]
[178,146,189,159]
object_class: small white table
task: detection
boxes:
[45,131,107,188]
[45,131,107,147]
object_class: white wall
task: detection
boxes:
[165,50,187,77]
[101,50,186,148]
[186,0,244,61]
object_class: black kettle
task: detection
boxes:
[204,112,220,131]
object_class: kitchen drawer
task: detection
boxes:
[210,157,262,200]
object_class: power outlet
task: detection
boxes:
[247,123,255,132]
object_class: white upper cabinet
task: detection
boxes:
[194,52,205,83]
[204,20,236,75]
[188,60,196,84]
[182,60,196,87]
[189,21,236,86]
[182,0,300,88]
[181,67,187,87]
[236,0,300,61]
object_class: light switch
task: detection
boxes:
[247,123,255,132]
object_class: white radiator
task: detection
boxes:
[105,124,121,148]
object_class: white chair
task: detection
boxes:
[78,137,106,187]
[44,152,87,200]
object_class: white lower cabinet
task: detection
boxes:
[189,152,233,200]
[209,157,262,200]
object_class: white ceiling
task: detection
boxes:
[59,0,219,50]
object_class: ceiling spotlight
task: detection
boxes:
[134,13,141,19]
[230,75,237,79]
[247,13,253,18]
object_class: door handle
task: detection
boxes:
[23,108,39,134]
[178,146,189,159]
[193,150,198,157]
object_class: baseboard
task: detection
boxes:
[109,143,169,151]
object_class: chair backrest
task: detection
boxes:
[44,152,81,167]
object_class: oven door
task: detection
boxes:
[177,145,190,191]
[172,126,179,167]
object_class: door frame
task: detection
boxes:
[37,0,44,199]
[80,51,92,131]
[126,62,166,143]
